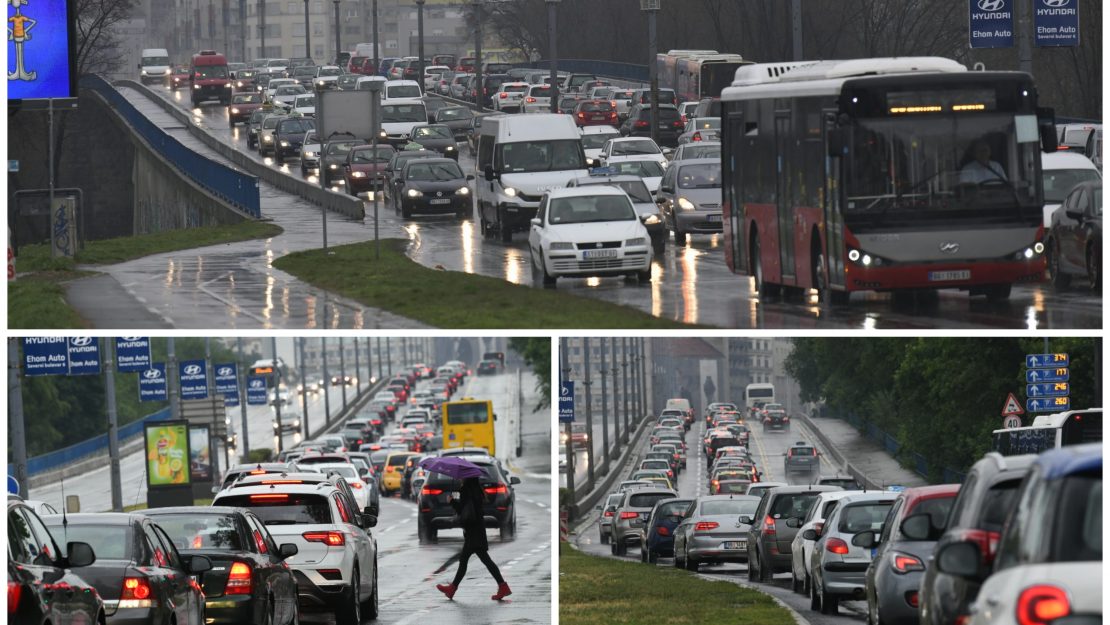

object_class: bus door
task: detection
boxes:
[822,110,846,289]
[775,110,795,281]
[724,108,747,274]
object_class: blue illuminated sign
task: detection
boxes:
[7,0,77,101]
[969,0,1014,49]
[1033,0,1079,47]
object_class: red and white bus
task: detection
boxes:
[657,50,750,104]
[719,57,1057,303]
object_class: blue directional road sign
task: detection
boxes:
[1027,397,1070,412]
[246,376,268,405]
[115,337,152,372]
[559,381,575,423]
[1026,382,1069,397]
[67,338,101,375]
[21,337,69,376]
[179,360,209,400]
[139,364,168,402]
[1026,353,1068,368]
[1025,367,1069,383]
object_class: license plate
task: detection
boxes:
[659,124,670,128]
[707,214,722,222]
[723,541,746,550]
[583,249,617,259]
[592,115,606,120]
[429,198,451,205]
[928,270,970,281]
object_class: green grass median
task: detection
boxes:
[273,239,696,329]
[560,543,795,625]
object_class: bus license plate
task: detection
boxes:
[707,214,722,222]
[429,199,451,205]
[928,270,970,282]
[723,541,745,550]
[583,249,618,259]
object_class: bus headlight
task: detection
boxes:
[848,249,861,262]
[848,247,886,267]
[1034,241,1045,255]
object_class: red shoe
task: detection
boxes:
[491,582,512,601]
[436,583,457,600]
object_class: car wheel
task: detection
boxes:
[615,540,626,556]
[674,226,688,246]
[499,214,513,243]
[821,589,839,615]
[337,568,361,625]
[610,541,618,556]
[685,554,698,571]
[653,239,665,257]
[791,569,802,594]
[803,571,810,596]
[1087,244,1101,292]
[637,268,652,283]
[499,515,515,540]
[758,549,772,582]
[362,557,379,620]
[538,251,557,288]
[648,549,659,564]
[600,530,609,544]
[401,199,412,219]
[1049,240,1072,289]
[640,544,648,563]
[673,546,683,568]
[747,550,757,581]
[418,517,432,544]
[810,577,821,611]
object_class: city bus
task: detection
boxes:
[991,409,1102,456]
[719,57,1058,304]
[744,383,775,411]
[657,50,750,103]
[442,397,496,455]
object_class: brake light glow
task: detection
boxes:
[526,97,536,103]
[693,132,702,141]
[763,516,777,537]
[657,526,671,536]
[1016,585,1070,625]
[386,466,395,473]
[120,577,156,607]
[826,538,850,555]
[421,487,444,495]
[500,93,508,99]
[261,479,304,485]
[350,481,363,489]
[249,493,289,501]
[192,535,203,549]
[634,120,649,128]
[225,562,253,595]
[250,469,267,474]
[302,531,345,546]
[603,510,614,517]
[694,521,719,531]
[891,552,925,573]
[8,582,21,614]
[484,484,509,495]
[619,511,639,520]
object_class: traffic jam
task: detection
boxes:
[574,398,1102,625]
[9,355,551,625]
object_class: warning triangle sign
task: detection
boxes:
[1002,393,1025,416]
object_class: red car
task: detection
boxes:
[227,91,263,126]
[348,56,368,74]
[343,144,395,196]
[573,99,619,127]
[456,57,476,72]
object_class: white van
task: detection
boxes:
[139,48,171,84]
[476,113,589,241]
[1040,151,1101,227]
[384,79,422,100]
[379,98,429,145]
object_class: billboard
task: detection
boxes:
[968,0,1014,49]
[144,422,191,486]
[188,426,212,482]
[6,0,78,103]
[1034,0,1079,47]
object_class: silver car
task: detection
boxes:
[790,490,862,595]
[610,487,677,556]
[808,492,897,616]
[596,492,625,544]
[656,158,723,245]
[673,494,760,570]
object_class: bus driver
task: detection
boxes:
[959,139,1008,185]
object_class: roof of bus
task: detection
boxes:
[722,57,967,101]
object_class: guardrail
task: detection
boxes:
[8,407,172,478]
[81,75,262,218]
[511,59,649,84]
[568,413,655,521]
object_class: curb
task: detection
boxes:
[694,573,813,625]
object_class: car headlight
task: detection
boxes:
[193,84,201,89]
[329,163,338,169]
[407,189,423,198]
[847,247,886,267]
[302,151,316,158]
[380,130,388,138]
[503,187,518,198]
[263,135,273,142]
[625,237,647,247]
[237,81,244,87]
[351,171,367,178]
[643,214,661,225]
[445,146,455,151]
[677,197,696,210]
[224,83,233,88]
[586,157,595,166]
[141,70,148,75]
[549,242,574,251]
[230,107,240,114]
[279,140,289,147]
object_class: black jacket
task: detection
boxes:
[451,485,488,551]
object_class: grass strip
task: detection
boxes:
[8,272,93,328]
[273,239,696,329]
[559,543,796,625]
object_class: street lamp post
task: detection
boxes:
[546,0,560,113]
[259,0,266,58]
[303,0,311,59]
[640,0,660,144]
[333,0,341,65]
[416,0,425,94]
[472,0,484,112]
[372,0,379,74]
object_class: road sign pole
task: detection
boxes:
[599,338,610,476]
[8,339,29,498]
[168,338,180,421]
[583,338,595,491]
[205,338,220,490]
[237,338,250,462]
[340,337,348,411]
[103,338,123,512]
[272,337,283,453]
[299,337,310,437]
[321,337,331,429]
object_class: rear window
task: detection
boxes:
[701,499,758,516]
[718,482,750,494]
[906,495,957,533]
[655,501,689,518]
[150,513,244,551]
[769,493,819,520]
[216,493,332,525]
[710,437,740,450]
[979,478,1023,531]
[387,454,412,467]
[642,460,670,470]
[1053,473,1101,562]
[790,447,816,457]
[580,101,614,112]
[838,502,894,533]
[629,493,673,508]
[530,86,552,97]
[657,109,681,122]
[42,522,132,560]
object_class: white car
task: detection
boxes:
[271,84,307,109]
[313,65,342,90]
[492,82,530,112]
[789,490,861,595]
[373,391,398,403]
[292,93,316,116]
[522,84,555,114]
[383,79,422,100]
[311,462,371,509]
[678,100,699,121]
[300,131,321,174]
[599,157,665,194]
[598,137,669,168]
[265,77,296,100]
[528,186,653,286]
[580,125,621,167]
[422,65,451,90]
[1040,151,1101,227]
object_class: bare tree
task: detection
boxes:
[74,0,138,75]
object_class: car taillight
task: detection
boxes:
[891,552,925,573]
[1016,585,1070,625]
[499,92,508,99]
[694,521,719,531]
[763,515,777,537]
[120,577,156,608]
[484,484,509,495]
[672,120,683,128]
[421,487,443,495]
[8,582,21,614]
[693,132,702,141]
[225,562,253,595]
[905,590,919,608]
[526,97,536,103]
[826,537,850,555]
[619,511,639,520]
[603,510,614,517]
[955,528,1002,565]
[250,493,289,501]
[634,120,649,128]
[657,526,671,536]
[302,531,345,546]
[386,466,395,473]
[350,481,363,489]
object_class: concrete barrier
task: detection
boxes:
[569,413,655,521]
[117,80,366,220]
[795,413,883,490]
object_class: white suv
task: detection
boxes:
[213,477,379,624]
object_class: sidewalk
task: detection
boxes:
[797,414,928,489]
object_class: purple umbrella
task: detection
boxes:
[419,456,485,479]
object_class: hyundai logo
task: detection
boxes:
[217,367,233,376]
[183,364,202,375]
[436,191,443,197]
[143,369,162,380]
[977,0,1006,10]
[70,337,93,346]
[121,336,144,341]
[250,380,265,388]
[1042,0,1069,6]
[561,385,571,396]
[939,241,960,254]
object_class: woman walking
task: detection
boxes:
[436,476,512,601]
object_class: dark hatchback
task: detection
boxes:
[620,104,684,147]
[274,117,316,160]
[8,496,104,625]
[144,507,300,625]
[395,158,473,219]
[433,106,475,141]
[41,512,212,625]
[320,140,360,185]
[417,456,520,543]
[344,144,396,195]
[640,497,693,563]
[408,124,459,160]
[476,359,499,376]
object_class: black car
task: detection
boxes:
[246,108,269,149]
[783,441,819,475]
[143,507,299,625]
[401,454,427,499]
[620,104,685,147]
[395,158,473,219]
[274,117,316,160]
[41,512,212,625]
[382,149,439,208]
[476,359,499,376]
[475,74,509,108]
[433,106,474,140]
[762,406,790,432]
[422,96,449,123]
[407,124,459,160]
[320,139,361,185]
[8,496,104,625]
[416,456,520,543]
[1048,179,1102,291]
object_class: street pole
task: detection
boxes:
[644,2,659,144]
[299,337,309,437]
[1017,0,1032,74]
[365,338,373,384]
[622,338,630,436]
[205,338,221,485]
[791,0,803,61]
[386,338,392,374]
[372,0,379,74]
[610,337,621,457]
[237,338,250,461]
[560,337,575,518]
[583,338,595,490]
[599,337,610,476]
[333,0,341,64]
[640,338,648,416]
[103,339,123,511]
[8,339,29,498]
[321,337,332,430]
[354,337,361,395]
[473,0,484,112]
[546,0,559,113]
[271,337,283,453]
[376,337,383,381]
[340,337,348,410]
[416,0,425,94]
[516,366,524,457]
[168,338,180,421]
[303,0,311,59]
[259,0,266,57]
[612,343,622,447]
[239,0,246,61]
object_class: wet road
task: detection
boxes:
[571,414,870,625]
[136,84,1101,329]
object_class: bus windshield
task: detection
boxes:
[445,403,490,424]
[844,114,1041,223]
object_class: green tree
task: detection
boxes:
[509,338,551,409]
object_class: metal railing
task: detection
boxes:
[81,75,262,218]
[825,407,967,484]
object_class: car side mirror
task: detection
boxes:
[785,517,801,528]
[530,217,542,227]
[900,512,935,541]
[738,514,752,525]
[934,541,983,579]
[188,555,213,574]
[827,127,847,158]
[364,504,380,519]
[510,476,521,485]
[362,514,378,529]
[852,530,877,549]
[466,174,475,181]
[801,528,817,541]
[1065,209,1083,221]
[279,543,299,559]
[66,541,96,568]
[484,164,497,181]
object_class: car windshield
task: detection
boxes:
[585,180,652,203]
[276,86,305,95]
[529,86,553,97]
[319,465,358,479]
[678,163,722,189]
[327,142,358,155]
[406,162,464,181]
[610,160,665,178]
[196,65,228,79]
[437,108,472,120]
[413,126,452,139]
[143,55,170,65]
[1042,168,1101,203]
[838,502,894,533]
[339,75,358,87]
[352,147,394,163]
[688,117,721,130]
[1053,472,1101,562]
[294,67,314,76]
[42,522,132,560]
[232,94,260,104]
[388,85,422,98]
[769,493,820,520]
[279,120,313,134]
[701,499,759,516]
[580,101,614,112]
[267,59,288,67]
[150,513,244,551]
[499,139,586,173]
[218,493,333,525]
[548,194,635,224]
[678,144,722,160]
[629,493,672,508]
[582,133,620,150]
[295,96,316,107]
[382,104,428,122]
[613,140,660,156]
[319,67,341,76]
[262,117,283,129]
